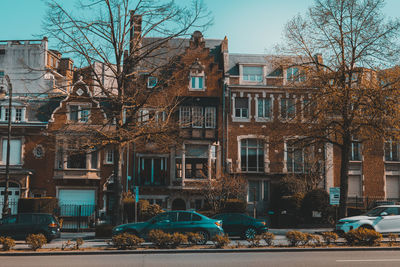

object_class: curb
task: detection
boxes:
[2,246,400,256]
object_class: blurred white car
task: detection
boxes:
[336,205,400,234]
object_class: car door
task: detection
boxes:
[142,212,175,236]
[16,214,35,240]
[172,212,194,234]
[375,207,400,233]
[219,214,238,235]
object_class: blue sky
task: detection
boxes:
[1,0,400,54]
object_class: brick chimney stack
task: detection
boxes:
[130,12,142,55]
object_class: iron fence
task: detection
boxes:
[58,204,97,231]
[0,201,18,218]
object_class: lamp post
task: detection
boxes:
[0,75,12,218]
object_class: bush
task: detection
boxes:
[247,235,262,247]
[111,233,144,250]
[261,232,275,246]
[0,237,15,251]
[75,238,84,249]
[95,224,113,238]
[321,232,338,245]
[211,234,230,248]
[344,228,382,246]
[148,230,187,249]
[300,189,333,224]
[220,199,247,213]
[26,233,47,251]
[286,231,307,247]
[170,233,188,248]
[186,232,202,246]
[304,233,321,247]
[388,233,398,246]
[18,197,59,214]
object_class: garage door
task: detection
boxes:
[58,189,96,205]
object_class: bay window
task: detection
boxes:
[240,139,264,172]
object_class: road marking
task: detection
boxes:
[337,259,400,262]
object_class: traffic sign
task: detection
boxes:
[329,187,340,205]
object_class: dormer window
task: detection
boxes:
[242,66,263,82]
[147,76,158,88]
[287,67,305,82]
[191,76,204,90]
[189,59,205,91]
[1,106,26,122]
[69,104,91,123]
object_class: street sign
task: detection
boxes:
[135,186,139,202]
[330,187,340,205]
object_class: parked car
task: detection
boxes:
[336,205,400,234]
[212,213,268,239]
[112,210,224,245]
[0,213,61,242]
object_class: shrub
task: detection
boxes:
[247,235,262,247]
[300,189,333,224]
[344,228,382,246]
[170,233,188,248]
[286,231,307,247]
[388,233,398,246]
[186,232,202,246]
[321,232,338,245]
[305,233,321,247]
[95,224,113,238]
[261,232,275,246]
[26,233,47,251]
[0,237,15,251]
[18,197,59,214]
[220,199,247,213]
[75,238,84,249]
[211,234,230,248]
[111,233,144,250]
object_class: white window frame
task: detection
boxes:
[286,67,305,82]
[240,139,265,173]
[105,149,114,164]
[257,98,272,120]
[0,106,25,122]
[205,107,216,128]
[385,140,400,162]
[192,107,203,128]
[286,140,312,174]
[242,66,263,82]
[179,107,191,128]
[350,141,362,161]
[190,76,204,90]
[1,138,22,165]
[247,180,269,203]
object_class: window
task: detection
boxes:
[257,98,272,119]
[138,157,167,186]
[4,108,10,122]
[350,141,361,161]
[178,212,192,222]
[205,107,216,128]
[147,76,158,88]
[385,141,400,161]
[179,106,216,128]
[15,108,22,122]
[0,70,4,77]
[240,139,264,172]
[386,176,400,199]
[138,109,149,122]
[192,107,203,128]
[67,152,86,169]
[179,107,191,128]
[235,98,249,118]
[287,67,305,82]
[303,99,316,119]
[105,149,114,164]
[178,144,209,179]
[348,175,362,197]
[90,150,98,169]
[248,180,269,202]
[69,105,90,123]
[2,139,22,165]
[243,66,263,82]
[280,98,295,120]
[287,141,312,173]
[191,76,204,89]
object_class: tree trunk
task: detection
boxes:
[112,145,123,226]
[338,138,351,218]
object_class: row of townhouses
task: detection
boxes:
[0,22,397,224]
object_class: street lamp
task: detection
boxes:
[0,74,12,218]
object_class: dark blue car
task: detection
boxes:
[212,213,268,239]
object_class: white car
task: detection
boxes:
[336,205,400,234]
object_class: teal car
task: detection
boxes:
[112,210,224,245]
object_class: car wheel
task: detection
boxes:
[244,227,257,239]
[195,231,209,245]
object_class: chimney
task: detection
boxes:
[130,12,142,55]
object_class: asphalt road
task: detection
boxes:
[1,251,400,267]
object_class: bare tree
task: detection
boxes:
[42,0,212,224]
[281,0,400,217]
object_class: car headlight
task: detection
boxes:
[113,226,124,232]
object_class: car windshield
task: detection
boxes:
[364,207,388,217]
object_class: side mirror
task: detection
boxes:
[380,212,388,217]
